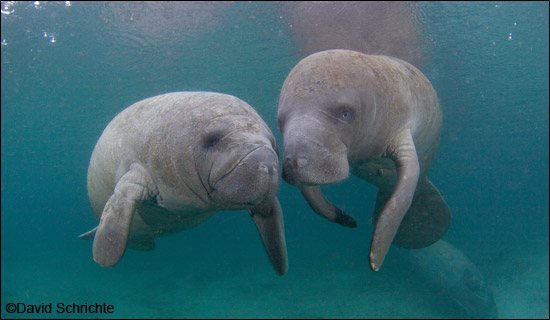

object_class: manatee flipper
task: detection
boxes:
[93,163,158,267]
[78,227,97,240]
[298,185,358,228]
[373,177,451,249]
[370,129,420,272]
[249,198,289,275]
[79,226,155,251]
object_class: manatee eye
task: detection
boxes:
[204,131,224,150]
[335,105,354,122]
[341,110,350,119]
[207,138,218,148]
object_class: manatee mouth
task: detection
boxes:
[282,150,349,186]
[210,145,279,207]
[281,126,350,186]
[214,146,262,182]
[282,168,319,187]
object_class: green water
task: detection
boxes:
[1,2,548,318]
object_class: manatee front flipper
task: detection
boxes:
[298,185,357,228]
[370,129,419,272]
[93,163,159,267]
[78,227,98,240]
[373,177,451,249]
[249,198,288,275]
[79,226,155,251]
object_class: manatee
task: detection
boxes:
[79,92,287,275]
[407,240,498,319]
[278,49,451,271]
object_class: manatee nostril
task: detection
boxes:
[296,157,308,168]
[258,164,269,173]
[284,155,306,165]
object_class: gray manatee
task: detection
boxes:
[278,50,451,271]
[79,92,287,275]
[407,240,498,319]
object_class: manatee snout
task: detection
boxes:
[282,135,349,186]
[282,153,307,185]
[214,146,279,206]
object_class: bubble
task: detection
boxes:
[1,1,15,15]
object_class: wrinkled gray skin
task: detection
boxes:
[278,50,451,271]
[407,240,498,319]
[80,92,287,275]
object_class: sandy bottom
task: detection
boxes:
[1,235,548,319]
